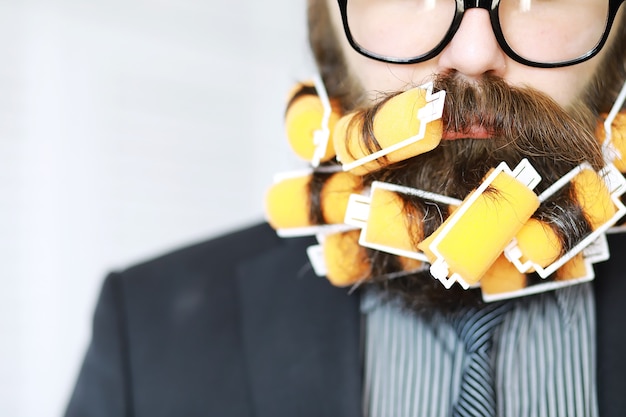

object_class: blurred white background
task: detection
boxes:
[0,0,310,416]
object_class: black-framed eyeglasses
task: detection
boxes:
[337,0,625,68]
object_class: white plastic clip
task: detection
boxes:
[343,193,372,229]
[311,74,333,168]
[306,244,327,276]
[602,80,626,165]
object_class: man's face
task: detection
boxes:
[325,0,619,108]
[310,0,624,308]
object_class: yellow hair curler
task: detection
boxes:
[322,230,371,287]
[572,168,618,230]
[321,171,363,225]
[265,174,311,230]
[363,187,420,255]
[333,83,445,175]
[343,181,461,261]
[479,254,527,297]
[555,253,589,281]
[419,160,541,289]
[284,80,342,165]
[265,171,362,231]
[513,219,562,272]
[505,163,626,278]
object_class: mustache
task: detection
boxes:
[355,73,605,199]
[432,73,604,175]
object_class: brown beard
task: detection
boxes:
[311,73,607,312]
[306,0,626,312]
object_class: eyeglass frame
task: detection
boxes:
[337,0,625,68]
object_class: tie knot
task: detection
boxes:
[452,302,511,353]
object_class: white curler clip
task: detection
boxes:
[602,80,626,164]
[311,73,333,168]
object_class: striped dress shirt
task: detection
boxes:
[363,283,597,417]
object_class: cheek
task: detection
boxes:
[507,63,598,107]
[345,52,437,100]
[328,0,436,102]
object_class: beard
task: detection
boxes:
[312,72,607,312]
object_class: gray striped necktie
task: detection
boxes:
[452,302,511,417]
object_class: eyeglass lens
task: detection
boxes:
[345,0,610,64]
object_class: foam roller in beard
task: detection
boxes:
[313,229,424,287]
[343,181,461,261]
[363,187,421,255]
[265,174,311,230]
[555,253,589,281]
[508,219,562,273]
[505,164,625,278]
[480,253,593,303]
[479,254,527,298]
[265,171,362,230]
[321,171,364,224]
[553,233,611,282]
[483,221,610,302]
[285,82,342,164]
[480,253,591,303]
[418,160,541,289]
[573,168,619,229]
[508,168,618,275]
[333,83,445,175]
[322,230,371,286]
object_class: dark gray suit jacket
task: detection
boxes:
[64,223,626,416]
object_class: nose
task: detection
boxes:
[437,8,507,79]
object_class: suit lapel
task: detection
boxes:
[236,236,362,417]
[594,232,626,417]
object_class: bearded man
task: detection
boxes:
[65,0,626,416]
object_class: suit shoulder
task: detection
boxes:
[100,222,300,336]
[118,222,283,280]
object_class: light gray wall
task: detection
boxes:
[0,1,311,416]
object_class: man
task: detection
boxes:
[65,0,626,416]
